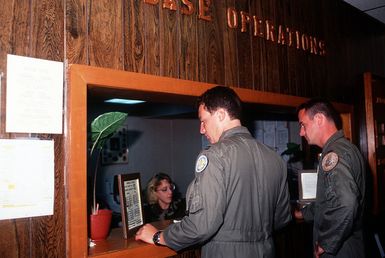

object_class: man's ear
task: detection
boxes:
[216,108,227,122]
[314,113,325,126]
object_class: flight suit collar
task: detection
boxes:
[323,130,344,152]
[219,126,250,141]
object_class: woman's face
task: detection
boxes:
[155,179,174,208]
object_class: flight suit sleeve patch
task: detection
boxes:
[321,152,339,172]
[195,155,208,173]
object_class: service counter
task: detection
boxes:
[89,220,201,258]
[88,219,312,258]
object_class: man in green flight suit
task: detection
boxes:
[295,98,366,258]
[135,85,292,258]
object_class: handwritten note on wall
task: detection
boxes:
[6,54,63,134]
[0,139,54,220]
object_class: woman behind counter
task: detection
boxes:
[144,173,186,223]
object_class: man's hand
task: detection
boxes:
[135,224,158,244]
[314,242,325,258]
[293,207,304,220]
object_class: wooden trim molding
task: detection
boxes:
[66,64,353,257]
[364,72,379,215]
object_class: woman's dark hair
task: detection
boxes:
[197,86,242,120]
[297,98,342,130]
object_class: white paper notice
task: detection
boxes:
[0,139,54,220]
[301,172,317,199]
[6,54,63,134]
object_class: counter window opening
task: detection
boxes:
[67,64,354,257]
[89,98,307,223]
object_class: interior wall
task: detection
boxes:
[96,115,302,215]
[97,117,201,214]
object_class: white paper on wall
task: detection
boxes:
[6,54,63,134]
[0,139,54,220]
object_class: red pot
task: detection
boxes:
[90,209,112,241]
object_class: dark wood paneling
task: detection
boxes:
[198,1,225,85]
[31,0,64,61]
[250,0,267,91]
[222,0,238,87]
[123,0,145,73]
[8,0,31,57]
[263,0,281,93]
[0,0,14,71]
[234,0,253,89]
[144,3,161,75]
[179,0,199,81]
[88,0,123,69]
[66,0,88,65]
[30,0,66,257]
[159,2,180,78]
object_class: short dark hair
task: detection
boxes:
[297,98,342,129]
[197,86,242,120]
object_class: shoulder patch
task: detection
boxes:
[321,152,339,172]
[195,155,208,173]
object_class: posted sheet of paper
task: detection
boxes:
[301,172,317,199]
[6,54,63,134]
[0,139,54,220]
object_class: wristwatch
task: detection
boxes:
[152,230,162,246]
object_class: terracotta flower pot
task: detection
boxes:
[90,209,112,241]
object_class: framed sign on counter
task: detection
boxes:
[117,173,144,239]
[298,169,317,205]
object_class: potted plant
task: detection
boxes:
[88,111,128,241]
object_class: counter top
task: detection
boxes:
[89,221,177,258]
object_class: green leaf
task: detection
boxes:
[281,142,301,156]
[90,112,128,155]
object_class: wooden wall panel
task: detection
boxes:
[222,0,238,87]
[199,1,225,85]
[66,0,88,65]
[0,0,14,71]
[234,0,253,89]
[7,1,31,57]
[323,0,348,101]
[0,219,30,258]
[160,3,180,78]
[30,1,66,257]
[282,0,301,96]
[250,0,267,91]
[31,0,64,61]
[263,0,281,93]
[179,1,199,81]
[144,3,161,75]
[197,11,207,82]
[88,0,123,69]
[123,0,145,73]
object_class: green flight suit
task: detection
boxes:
[302,130,366,257]
[163,126,292,258]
